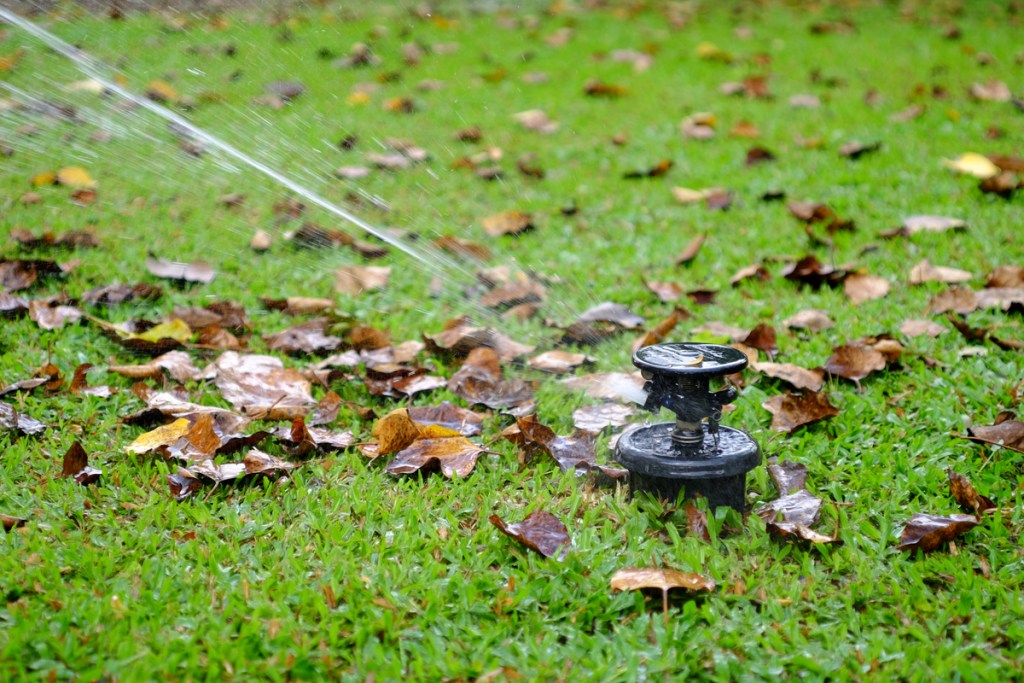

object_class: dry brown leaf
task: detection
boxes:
[782,309,834,332]
[371,408,423,456]
[644,280,683,302]
[824,344,886,385]
[482,211,534,237]
[965,418,1024,454]
[145,257,215,284]
[754,362,824,392]
[610,568,715,594]
[909,260,972,285]
[898,513,979,554]
[385,424,487,478]
[572,403,635,432]
[899,319,947,338]
[212,352,315,420]
[448,347,536,411]
[902,215,966,235]
[762,392,839,433]
[767,460,807,495]
[560,372,647,403]
[490,510,572,560]
[334,266,390,295]
[632,307,689,353]
[506,414,627,478]
[947,470,996,515]
[675,233,706,265]
[406,402,484,436]
[844,274,890,304]
[60,441,101,485]
[928,286,979,315]
[527,350,592,374]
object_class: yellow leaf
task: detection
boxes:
[347,91,370,106]
[57,166,97,189]
[695,42,734,63]
[0,48,26,72]
[145,80,179,104]
[133,319,192,343]
[126,418,191,455]
[31,171,57,187]
[942,152,998,179]
[371,409,422,455]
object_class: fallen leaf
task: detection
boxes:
[762,392,839,433]
[965,418,1024,454]
[632,307,689,353]
[70,363,116,398]
[334,265,390,295]
[448,347,536,411]
[947,470,996,515]
[527,350,592,374]
[145,79,179,103]
[730,264,771,286]
[767,460,808,495]
[942,152,1000,178]
[82,283,162,306]
[985,266,1024,289]
[167,468,203,501]
[928,286,979,315]
[978,172,1020,199]
[839,141,881,159]
[406,402,485,436]
[900,319,947,338]
[757,489,821,526]
[679,111,716,139]
[261,296,335,315]
[824,344,886,386]
[108,350,203,383]
[490,510,572,560]
[125,417,193,456]
[968,80,1011,102]
[513,109,558,133]
[56,166,96,188]
[0,400,45,435]
[425,319,534,361]
[782,255,843,290]
[909,260,972,285]
[644,280,683,302]
[212,352,315,419]
[560,372,647,403]
[145,256,215,284]
[29,300,82,330]
[385,424,487,478]
[610,568,715,596]
[572,403,635,432]
[506,414,627,478]
[901,215,966,235]
[754,362,824,392]
[264,319,342,355]
[59,441,102,485]
[1,514,27,532]
[742,323,778,355]
[674,233,706,265]
[0,259,64,292]
[482,211,534,237]
[898,513,979,554]
[844,274,890,304]
[623,159,673,179]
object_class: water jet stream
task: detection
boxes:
[0,6,475,286]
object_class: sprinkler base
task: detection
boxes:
[616,423,760,511]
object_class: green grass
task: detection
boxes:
[2,1,1024,680]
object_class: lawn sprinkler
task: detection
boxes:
[615,342,760,511]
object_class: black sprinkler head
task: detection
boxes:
[615,342,761,511]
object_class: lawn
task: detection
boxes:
[1,1,1023,680]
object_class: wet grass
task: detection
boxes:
[2,1,1024,680]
